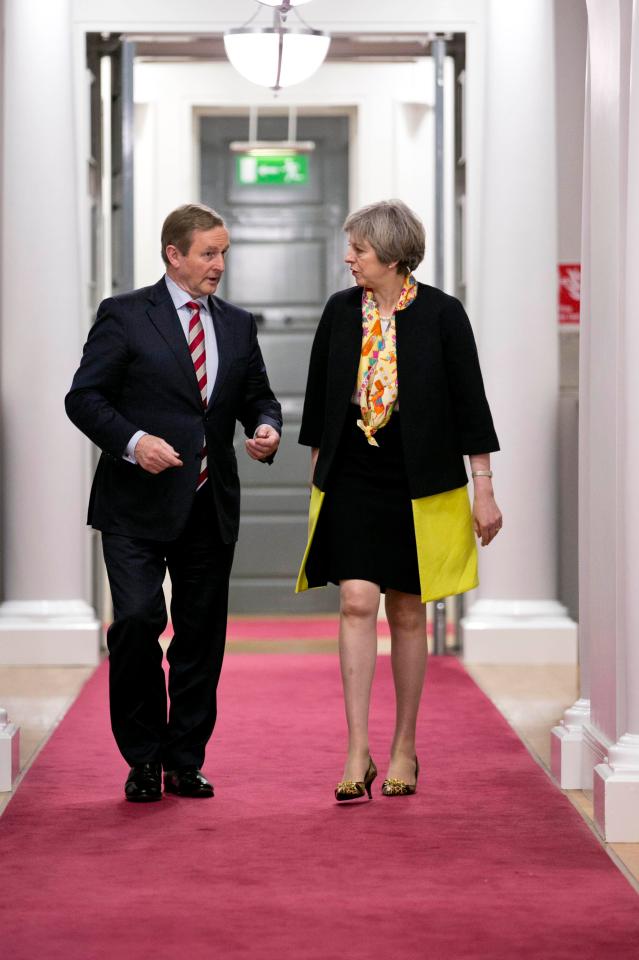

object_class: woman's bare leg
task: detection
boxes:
[338,579,380,781]
[385,589,428,783]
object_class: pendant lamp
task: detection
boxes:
[224,0,330,91]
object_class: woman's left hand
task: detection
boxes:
[473,487,503,546]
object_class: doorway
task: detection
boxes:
[87,31,467,621]
[199,112,349,612]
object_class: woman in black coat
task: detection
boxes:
[296,200,501,802]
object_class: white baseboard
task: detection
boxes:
[0,600,101,665]
[594,734,639,842]
[551,725,585,789]
[550,698,591,789]
[461,599,577,663]
[0,713,20,792]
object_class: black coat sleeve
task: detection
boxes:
[441,297,500,455]
[298,299,333,448]
[64,298,140,458]
[237,314,283,463]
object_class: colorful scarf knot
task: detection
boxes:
[356,274,417,446]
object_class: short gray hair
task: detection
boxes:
[343,199,425,275]
[161,203,225,266]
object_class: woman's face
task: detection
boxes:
[345,235,392,289]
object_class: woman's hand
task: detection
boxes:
[309,447,319,489]
[469,454,501,546]
[473,481,502,546]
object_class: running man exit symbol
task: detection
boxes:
[237,154,309,185]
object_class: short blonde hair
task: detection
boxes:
[343,199,425,275]
[161,203,225,265]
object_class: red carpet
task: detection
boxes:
[1,655,638,959]
[161,617,455,640]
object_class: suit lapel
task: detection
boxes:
[146,280,202,407]
[207,295,235,409]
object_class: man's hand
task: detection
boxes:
[245,424,280,461]
[135,434,183,474]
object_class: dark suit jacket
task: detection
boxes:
[66,277,282,543]
[298,282,499,500]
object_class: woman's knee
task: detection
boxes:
[386,592,425,634]
[340,580,380,621]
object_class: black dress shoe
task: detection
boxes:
[164,767,214,798]
[125,762,162,802]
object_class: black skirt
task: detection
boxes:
[306,405,421,595]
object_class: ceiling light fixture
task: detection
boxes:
[254,0,313,6]
[224,0,330,92]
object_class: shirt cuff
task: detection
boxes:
[124,430,147,463]
[254,417,281,438]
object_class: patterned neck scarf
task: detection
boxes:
[355,273,417,446]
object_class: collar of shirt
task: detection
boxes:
[164,274,211,319]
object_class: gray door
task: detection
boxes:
[199,114,349,613]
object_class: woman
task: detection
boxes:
[296,200,501,801]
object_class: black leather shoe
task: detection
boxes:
[124,762,162,802]
[164,767,214,798]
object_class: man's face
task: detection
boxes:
[166,226,230,299]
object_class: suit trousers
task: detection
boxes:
[101,485,235,769]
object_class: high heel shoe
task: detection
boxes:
[334,757,377,801]
[381,756,419,796]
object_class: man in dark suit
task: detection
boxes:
[66,203,282,802]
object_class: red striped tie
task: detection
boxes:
[187,300,208,490]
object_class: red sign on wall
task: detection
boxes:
[558,263,581,324]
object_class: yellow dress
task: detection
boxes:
[295,483,478,604]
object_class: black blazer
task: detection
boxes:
[66,278,282,543]
[299,282,499,500]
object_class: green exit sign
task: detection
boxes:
[236,154,309,186]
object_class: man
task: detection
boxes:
[66,203,282,802]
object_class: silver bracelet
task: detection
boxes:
[472,470,493,479]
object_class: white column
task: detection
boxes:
[551,5,591,788]
[462,0,577,663]
[592,0,639,842]
[0,0,100,664]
